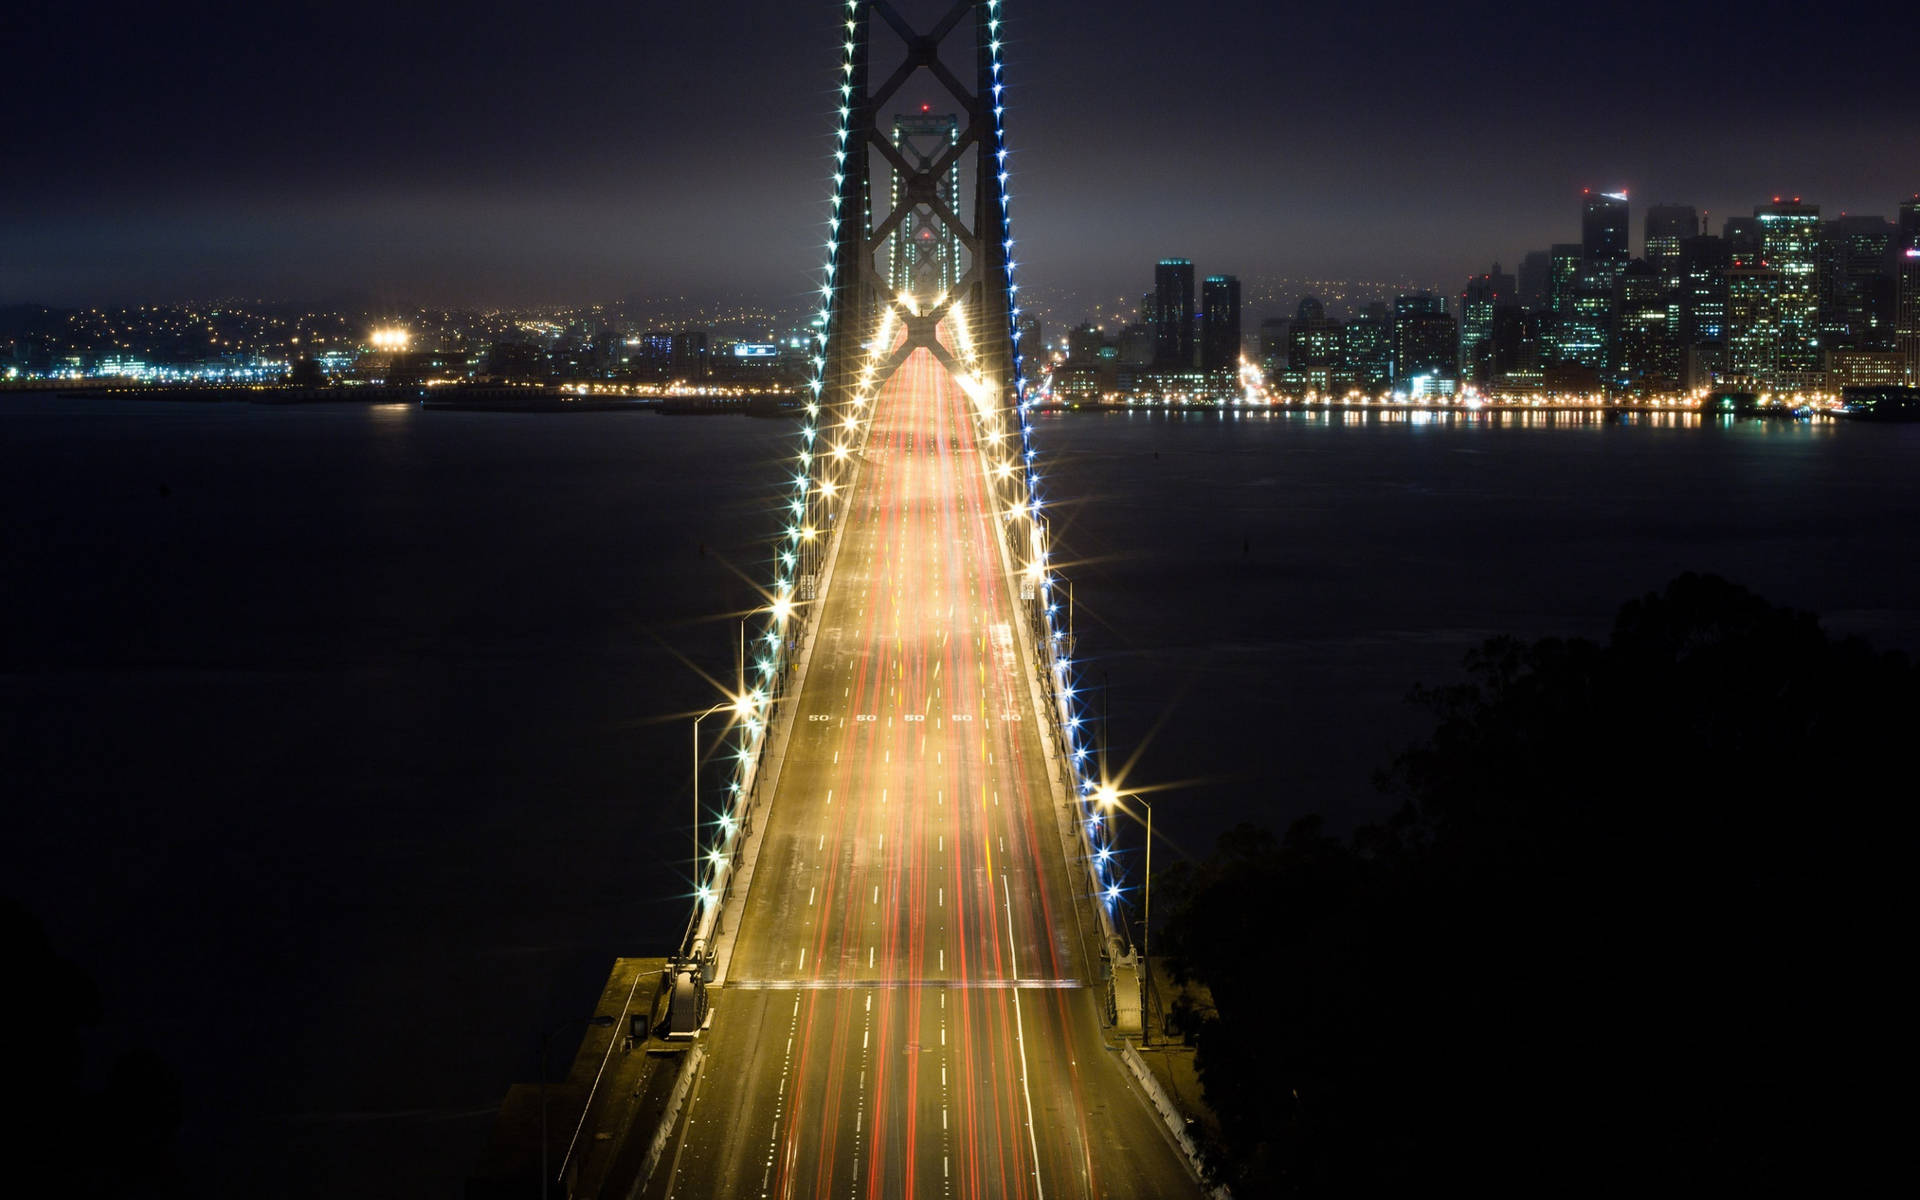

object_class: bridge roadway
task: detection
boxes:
[649,347,1198,1198]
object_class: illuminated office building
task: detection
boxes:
[1545,243,1583,364]
[1286,296,1341,373]
[1458,264,1512,383]
[1341,305,1391,393]
[1613,260,1680,392]
[1755,198,1821,379]
[1679,233,1730,346]
[1727,264,1784,382]
[1393,305,1457,385]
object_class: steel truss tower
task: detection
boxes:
[886,111,962,298]
[822,0,1024,413]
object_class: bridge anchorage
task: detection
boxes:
[500,5,1207,1197]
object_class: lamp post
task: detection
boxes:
[540,1013,616,1200]
[1097,784,1154,1045]
[693,699,745,882]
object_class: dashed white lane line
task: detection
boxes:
[1002,873,1046,1199]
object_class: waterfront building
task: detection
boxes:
[1558,272,1613,375]
[1546,243,1584,362]
[1458,265,1512,384]
[1200,274,1241,374]
[1117,321,1156,367]
[1613,259,1680,393]
[1394,311,1458,385]
[1679,233,1730,346]
[1341,305,1392,394]
[1755,199,1822,379]
[670,330,710,380]
[1726,263,1784,384]
[1067,323,1105,363]
[1257,317,1289,376]
[1287,296,1341,374]
[1153,259,1195,368]
[1826,348,1908,389]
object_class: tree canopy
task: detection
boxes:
[1162,573,1914,1195]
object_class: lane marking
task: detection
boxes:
[1004,873,1047,1199]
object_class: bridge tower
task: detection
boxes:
[819,0,1025,419]
[885,110,962,298]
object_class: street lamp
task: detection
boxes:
[693,696,749,882]
[541,1013,616,1200]
[1097,784,1154,1045]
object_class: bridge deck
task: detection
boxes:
[650,348,1197,1198]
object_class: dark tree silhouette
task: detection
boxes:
[1163,574,1914,1195]
[3,899,188,1197]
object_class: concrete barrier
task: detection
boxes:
[1119,1042,1231,1199]
[631,1046,704,1198]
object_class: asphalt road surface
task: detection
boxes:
[648,347,1199,1199]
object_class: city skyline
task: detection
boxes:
[8,1,1915,308]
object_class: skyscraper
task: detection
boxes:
[1613,260,1679,393]
[1819,214,1897,349]
[1679,233,1730,347]
[1342,304,1392,394]
[1517,250,1551,311]
[1459,265,1512,384]
[1755,198,1821,380]
[1723,216,1764,267]
[1153,259,1195,368]
[1545,244,1583,363]
[1898,196,1920,383]
[1287,296,1340,375]
[1391,294,1453,386]
[1200,274,1241,374]
[1644,205,1698,274]
[1582,190,1631,268]
[1727,261,1783,383]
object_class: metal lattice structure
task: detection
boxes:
[886,112,962,297]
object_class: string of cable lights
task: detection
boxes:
[681,1,1135,974]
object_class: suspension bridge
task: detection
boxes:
[495,6,1208,1197]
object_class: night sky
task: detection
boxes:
[8,0,1914,311]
